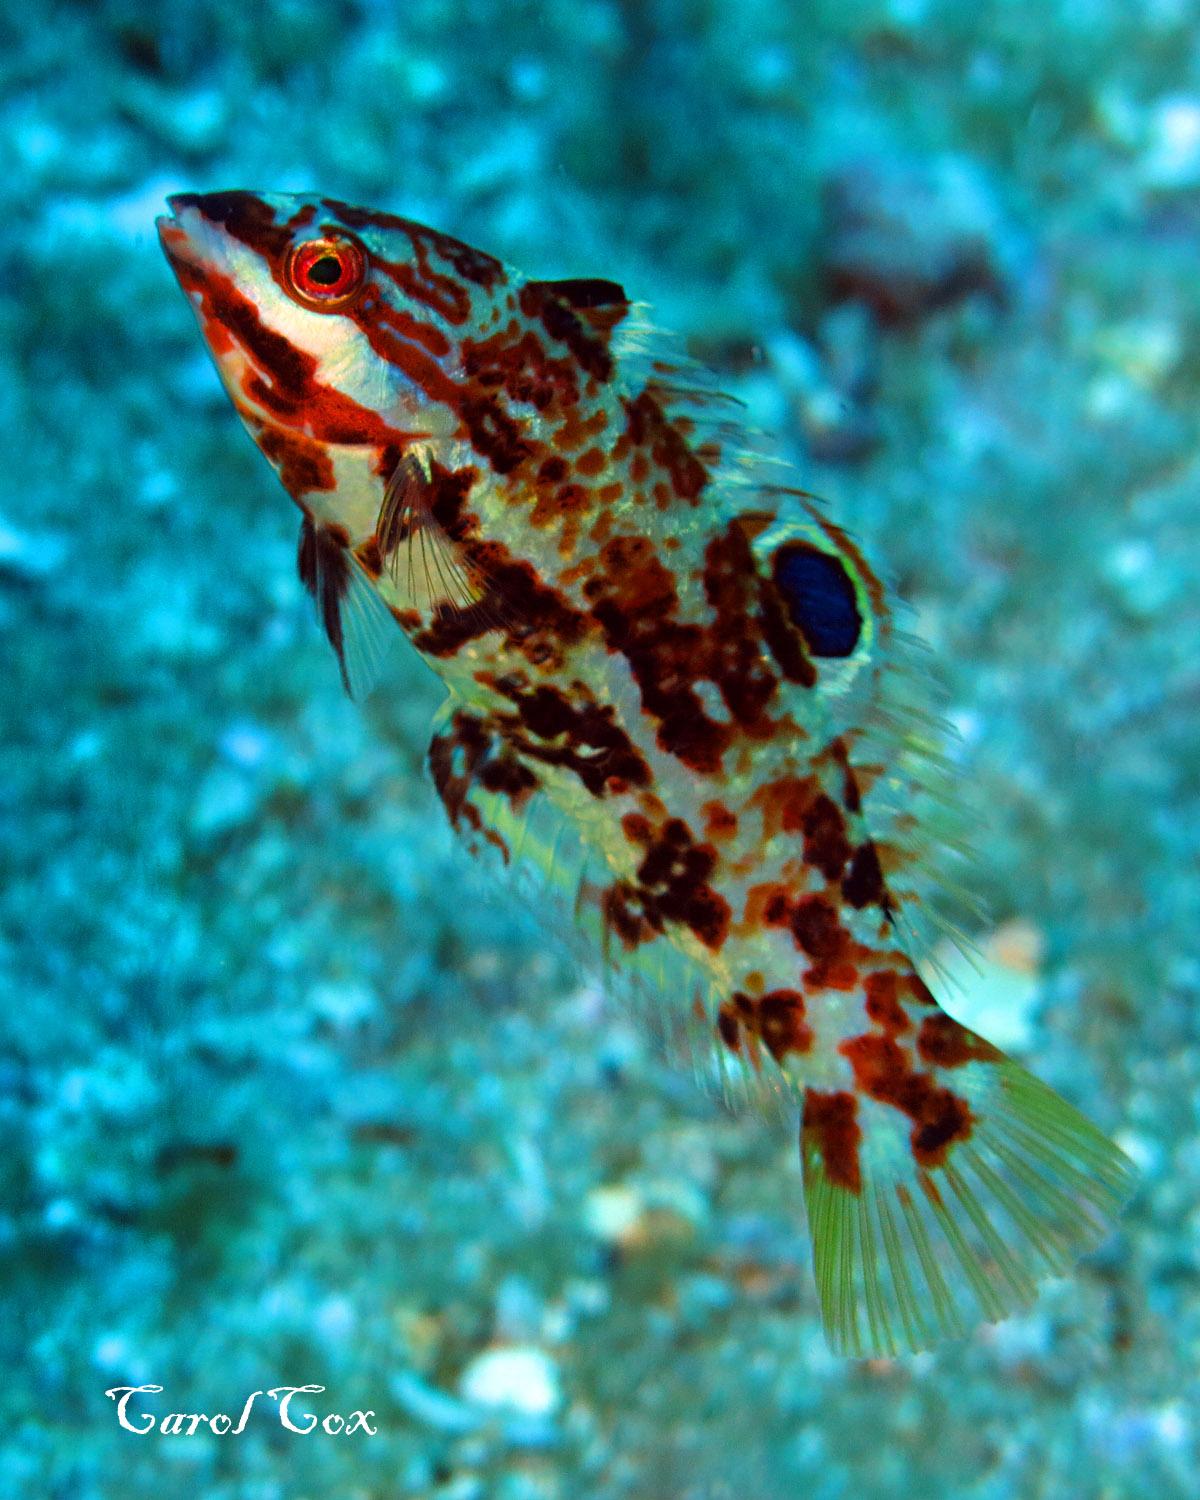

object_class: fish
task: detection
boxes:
[156,190,1135,1357]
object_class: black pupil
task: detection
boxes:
[307,254,344,287]
[772,544,862,658]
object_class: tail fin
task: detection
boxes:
[801,1036,1136,1357]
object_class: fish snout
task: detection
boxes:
[156,195,225,277]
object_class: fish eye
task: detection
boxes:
[285,234,367,310]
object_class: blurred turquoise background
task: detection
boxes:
[3,2,1197,1496]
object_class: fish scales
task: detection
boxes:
[158,191,1135,1357]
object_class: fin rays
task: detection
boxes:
[378,450,516,639]
[802,1056,1136,1358]
[298,516,396,698]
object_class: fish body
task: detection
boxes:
[158,191,1134,1356]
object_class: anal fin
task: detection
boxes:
[426,697,781,1111]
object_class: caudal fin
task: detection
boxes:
[801,1040,1136,1357]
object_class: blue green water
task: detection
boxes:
[3,2,1197,1495]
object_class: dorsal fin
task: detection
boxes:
[744,491,983,975]
[526,277,630,336]
[530,277,627,308]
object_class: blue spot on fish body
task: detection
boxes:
[772,544,862,658]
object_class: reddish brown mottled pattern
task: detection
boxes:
[623,390,708,502]
[602,813,730,951]
[582,520,801,776]
[802,1089,862,1193]
[463,322,582,413]
[917,1013,1002,1068]
[839,1032,974,1168]
[428,709,540,864]
[518,281,614,383]
[256,424,336,498]
[485,677,654,797]
[863,970,911,1036]
[163,193,1007,1208]
[719,989,813,1062]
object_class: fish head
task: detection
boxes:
[156,190,491,519]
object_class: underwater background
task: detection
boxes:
[4,1,1198,1495]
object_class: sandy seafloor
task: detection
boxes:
[3,1,1199,1496]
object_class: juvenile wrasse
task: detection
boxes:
[157,191,1134,1356]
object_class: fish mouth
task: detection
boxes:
[155,195,224,286]
[156,201,197,268]
[154,212,185,250]
[157,192,254,277]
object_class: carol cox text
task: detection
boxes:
[105,1384,377,1436]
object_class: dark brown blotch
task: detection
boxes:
[602,881,661,950]
[801,793,853,883]
[842,840,889,911]
[916,1013,1002,1069]
[584,536,731,774]
[701,522,780,731]
[632,817,730,949]
[839,1032,975,1168]
[802,1088,862,1194]
[863,970,910,1036]
[488,679,653,797]
[428,709,541,846]
[460,394,534,474]
[257,425,335,499]
[533,277,627,310]
[520,281,614,383]
[601,815,730,951]
[414,536,589,669]
[757,570,818,688]
[720,989,813,1063]
[623,390,708,503]
[789,895,844,959]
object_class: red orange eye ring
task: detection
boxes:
[285,234,367,310]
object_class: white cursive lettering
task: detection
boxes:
[231,1390,264,1434]
[106,1385,163,1434]
[107,1383,375,1435]
[159,1413,210,1436]
[269,1385,325,1434]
